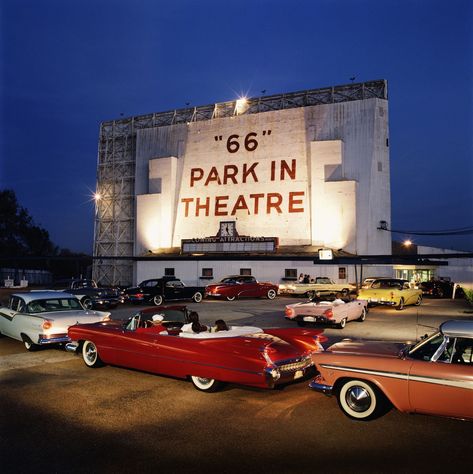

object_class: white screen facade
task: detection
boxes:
[93,81,391,286]
[134,99,390,255]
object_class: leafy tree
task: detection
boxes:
[0,189,58,257]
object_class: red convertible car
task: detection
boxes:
[205,275,279,301]
[67,305,326,391]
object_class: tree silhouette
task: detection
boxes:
[0,189,58,257]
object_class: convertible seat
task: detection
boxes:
[178,326,263,339]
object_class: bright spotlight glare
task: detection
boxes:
[235,97,249,115]
[93,192,102,202]
[403,239,412,247]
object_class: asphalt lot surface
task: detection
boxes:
[1,295,472,473]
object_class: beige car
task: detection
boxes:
[279,277,354,298]
[358,278,422,310]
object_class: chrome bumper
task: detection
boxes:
[65,341,80,353]
[265,356,314,388]
[309,376,333,396]
[38,334,70,344]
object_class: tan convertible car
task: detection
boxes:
[310,320,473,420]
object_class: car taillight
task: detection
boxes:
[136,293,144,298]
[262,346,277,365]
[42,320,52,330]
[285,307,294,317]
[313,336,326,351]
[323,309,333,319]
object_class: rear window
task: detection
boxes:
[27,298,83,313]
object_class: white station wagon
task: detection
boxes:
[0,291,111,351]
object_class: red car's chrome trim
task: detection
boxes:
[319,364,473,390]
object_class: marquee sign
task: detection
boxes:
[181,221,278,254]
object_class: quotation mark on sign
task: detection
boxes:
[262,130,272,136]
[214,135,223,141]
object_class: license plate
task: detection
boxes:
[294,370,304,380]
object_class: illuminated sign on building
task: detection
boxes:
[181,221,278,253]
[134,98,390,257]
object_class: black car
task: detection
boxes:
[419,279,463,298]
[125,277,205,306]
[51,279,124,309]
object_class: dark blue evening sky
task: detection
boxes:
[1,0,472,253]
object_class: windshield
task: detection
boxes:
[27,298,84,313]
[407,332,444,361]
[220,278,237,284]
[315,278,333,284]
[125,309,188,331]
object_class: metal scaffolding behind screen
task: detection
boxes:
[93,80,387,285]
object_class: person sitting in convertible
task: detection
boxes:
[332,292,346,305]
[211,319,229,332]
[180,311,208,333]
[310,292,332,305]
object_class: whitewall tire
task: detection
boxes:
[192,292,203,303]
[395,298,404,311]
[82,340,103,368]
[358,307,367,322]
[190,376,222,392]
[338,318,347,329]
[337,379,381,420]
[267,289,277,300]
[153,295,163,306]
[82,297,93,310]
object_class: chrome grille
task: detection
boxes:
[276,357,312,373]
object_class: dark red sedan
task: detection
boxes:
[205,275,279,301]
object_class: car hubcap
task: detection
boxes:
[197,377,211,385]
[346,386,371,412]
[86,344,96,363]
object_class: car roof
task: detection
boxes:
[11,291,77,303]
[223,275,253,279]
[440,320,473,339]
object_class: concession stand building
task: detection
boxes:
[93,80,393,286]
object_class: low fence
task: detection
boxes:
[0,268,53,286]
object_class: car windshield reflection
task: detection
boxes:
[407,332,444,361]
[27,298,83,313]
[124,309,188,331]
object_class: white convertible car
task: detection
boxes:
[0,291,111,351]
[284,297,368,329]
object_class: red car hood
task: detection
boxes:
[326,339,405,358]
[69,319,123,334]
